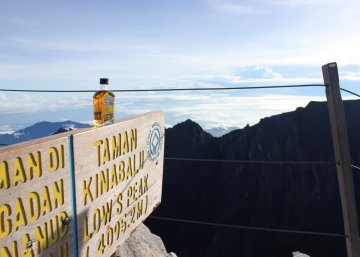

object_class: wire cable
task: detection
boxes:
[165,157,337,166]
[0,84,324,93]
[351,164,360,171]
[149,216,346,238]
[340,88,360,98]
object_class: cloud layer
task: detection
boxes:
[0,90,327,132]
[0,0,359,133]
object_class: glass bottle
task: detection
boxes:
[93,78,115,126]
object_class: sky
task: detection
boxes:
[0,0,359,133]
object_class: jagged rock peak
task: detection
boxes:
[170,119,212,138]
[174,119,203,130]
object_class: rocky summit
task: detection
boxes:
[146,100,360,257]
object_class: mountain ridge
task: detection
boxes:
[0,119,237,146]
[0,120,89,146]
[146,99,360,257]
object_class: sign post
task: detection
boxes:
[0,111,165,257]
[323,62,360,257]
[0,136,74,256]
[73,111,164,256]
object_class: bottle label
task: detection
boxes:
[104,96,114,106]
[103,95,114,123]
[104,113,113,119]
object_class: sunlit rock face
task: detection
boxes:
[116,224,176,257]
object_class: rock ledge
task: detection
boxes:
[116,224,176,257]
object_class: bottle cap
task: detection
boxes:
[100,78,109,85]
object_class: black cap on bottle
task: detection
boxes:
[100,78,109,84]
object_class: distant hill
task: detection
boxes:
[146,100,360,257]
[0,120,89,146]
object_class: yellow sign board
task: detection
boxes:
[0,136,73,256]
[0,111,165,257]
[73,111,164,256]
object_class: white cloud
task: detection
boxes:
[199,65,322,85]
[1,29,360,82]
[271,0,354,5]
[1,16,36,27]
[204,75,322,85]
[272,0,321,5]
[111,90,332,129]
[0,93,6,101]
[11,17,35,27]
[5,36,167,54]
[0,125,16,134]
[340,71,360,81]
[117,92,214,102]
[207,0,253,13]
[0,93,92,115]
[2,88,357,131]
[204,0,350,12]
[163,94,327,128]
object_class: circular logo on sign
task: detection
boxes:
[147,122,162,161]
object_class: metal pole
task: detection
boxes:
[322,62,360,257]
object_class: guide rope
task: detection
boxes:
[0,84,324,93]
[340,88,360,98]
[165,157,337,166]
[351,164,360,171]
[149,216,346,238]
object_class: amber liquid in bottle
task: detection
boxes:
[93,78,115,127]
